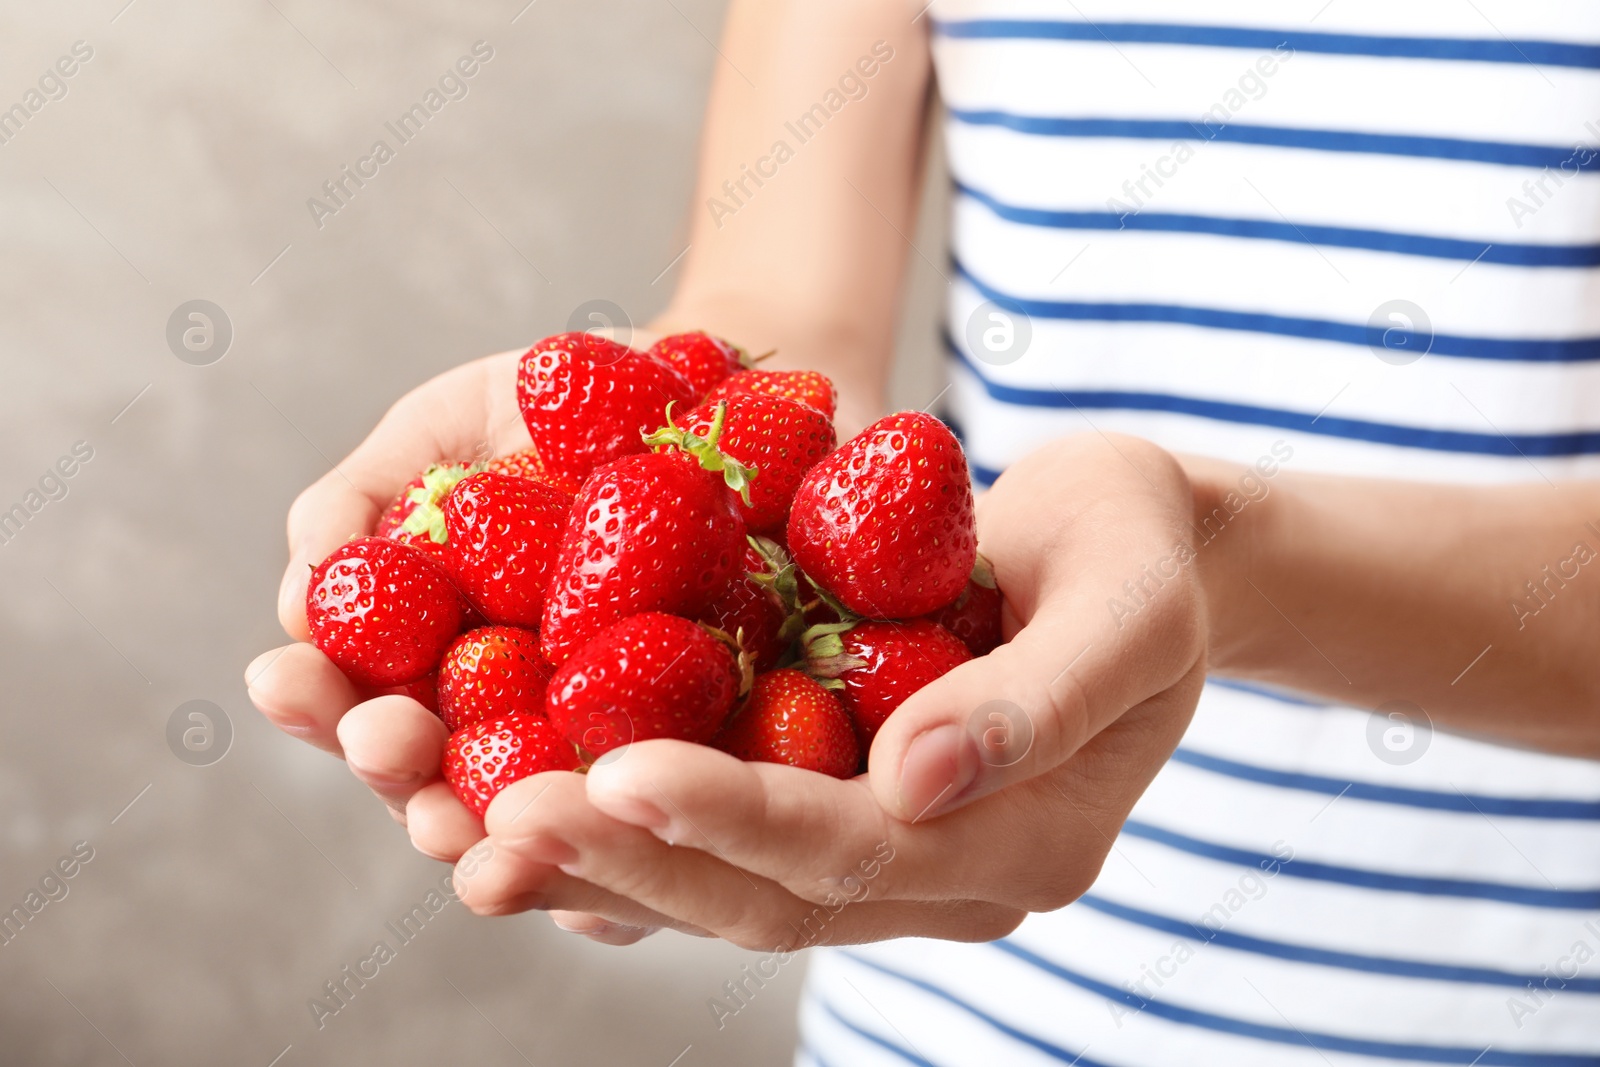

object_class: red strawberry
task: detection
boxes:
[442,471,571,629]
[377,671,440,714]
[306,537,463,686]
[437,626,555,731]
[656,395,835,535]
[545,613,742,756]
[375,462,477,559]
[516,332,694,487]
[925,556,1003,656]
[705,369,836,418]
[484,447,583,498]
[444,715,581,817]
[715,669,858,778]
[539,426,750,663]
[648,331,754,400]
[787,411,976,619]
[805,619,971,751]
[698,537,797,671]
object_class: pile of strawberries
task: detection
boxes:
[305,331,1003,816]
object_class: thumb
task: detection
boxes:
[867,589,1204,823]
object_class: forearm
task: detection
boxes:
[1188,453,1600,755]
[649,0,931,431]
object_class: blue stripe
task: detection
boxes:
[993,940,1600,1066]
[955,259,1600,364]
[835,952,1123,1067]
[1078,893,1600,993]
[934,19,1600,70]
[796,1042,837,1067]
[813,998,938,1067]
[948,108,1600,171]
[1121,818,1600,908]
[944,333,1600,458]
[1170,746,1600,820]
[955,180,1600,267]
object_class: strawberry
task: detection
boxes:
[444,715,581,817]
[705,369,836,419]
[648,331,754,400]
[925,556,1003,656]
[654,395,834,535]
[539,408,751,662]
[437,626,555,731]
[442,471,571,629]
[698,537,798,671]
[379,671,440,714]
[715,669,858,778]
[484,447,583,498]
[375,462,478,559]
[805,619,971,750]
[306,537,463,687]
[545,613,743,756]
[787,411,976,619]
[516,332,694,487]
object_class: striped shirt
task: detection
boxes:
[799,4,1600,1065]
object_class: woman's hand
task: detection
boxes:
[452,433,1211,947]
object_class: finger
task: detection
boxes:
[549,913,661,946]
[335,695,447,814]
[244,643,362,756]
[406,781,484,861]
[868,439,1206,820]
[276,353,527,640]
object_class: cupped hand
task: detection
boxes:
[456,433,1211,947]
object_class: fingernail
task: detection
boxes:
[584,766,672,832]
[897,723,980,822]
[524,833,579,868]
[348,762,420,791]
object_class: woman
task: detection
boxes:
[248,2,1600,1062]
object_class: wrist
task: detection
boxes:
[1178,445,1295,677]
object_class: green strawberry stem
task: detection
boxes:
[643,401,759,506]
[699,623,756,698]
[799,620,867,691]
[399,462,480,544]
[970,552,997,590]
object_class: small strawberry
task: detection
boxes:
[442,471,571,629]
[925,555,1003,656]
[437,626,555,731]
[539,407,751,662]
[805,618,971,751]
[444,715,581,817]
[787,411,976,619]
[375,462,478,559]
[654,395,835,535]
[545,613,743,756]
[715,669,858,778]
[484,447,584,498]
[648,331,757,400]
[698,537,798,671]
[306,537,463,687]
[517,332,695,487]
[705,369,836,419]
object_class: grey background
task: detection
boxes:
[0,2,945,1064]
